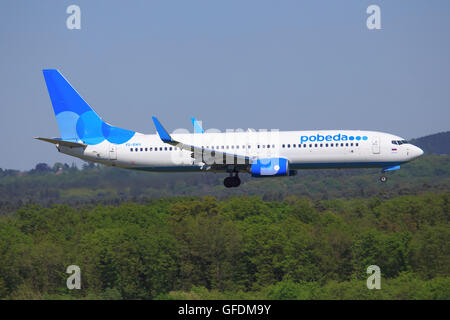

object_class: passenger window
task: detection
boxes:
[282,144,285,148]
[258,145,260,149]
[170,147,173,151]
[309,144,312,148]
[292,144,296,148]
[287,144,290,148]
[345,143,348,147]
[160,147,163,151]
[320,144,323,147]
[341,143,344,147]
[248,145,251,149]
[267,144,270,148]
[330,143,333,147]
[356,143,359,147]
[130,148,133,152]
[135,148,138,152]
[315,144,318,147]
[350,143,353,147]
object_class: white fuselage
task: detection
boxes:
[58,130,424,173]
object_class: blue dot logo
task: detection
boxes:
[356,136,361,141]
[349,136,354,141]
[363,136,368,141]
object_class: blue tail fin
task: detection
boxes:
[42,69,135,145]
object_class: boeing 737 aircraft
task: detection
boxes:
[36,70,424,188]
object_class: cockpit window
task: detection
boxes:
[392,140,408,145]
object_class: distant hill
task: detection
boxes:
[410,131,450,155]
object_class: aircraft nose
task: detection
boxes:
[412,145,424,158]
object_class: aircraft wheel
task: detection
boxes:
[224,177,234,188]
[380,176,388,183]
[232,176,241,187]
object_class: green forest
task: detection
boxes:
[0,154,449,299]
[0,193,448,299]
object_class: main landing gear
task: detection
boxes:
[224,173,241,188]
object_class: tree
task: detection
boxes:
[31,163,52,174]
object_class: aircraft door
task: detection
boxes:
[372,136,380,154]
[109,144,117,160]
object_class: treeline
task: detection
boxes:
[0,193,448,299]
[410,131,450,155]
[0,155,449,216]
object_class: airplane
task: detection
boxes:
[36,69,424,188]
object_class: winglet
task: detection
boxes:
[152,116,173,143]
[191,117,205,134]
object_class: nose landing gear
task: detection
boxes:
[224,173,241,188]
[380,165,401,182]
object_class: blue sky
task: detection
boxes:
[1,0,449,170]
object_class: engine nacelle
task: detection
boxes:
[250,157,291,177]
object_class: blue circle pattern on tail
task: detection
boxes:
[43,69,135,145]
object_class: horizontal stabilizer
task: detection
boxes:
[35,137,87,148]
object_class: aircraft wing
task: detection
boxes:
[152,116,251,169]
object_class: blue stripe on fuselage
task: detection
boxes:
[289,161,406,170]
[124,161,406,172]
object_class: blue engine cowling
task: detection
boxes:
[251,158,292,177]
